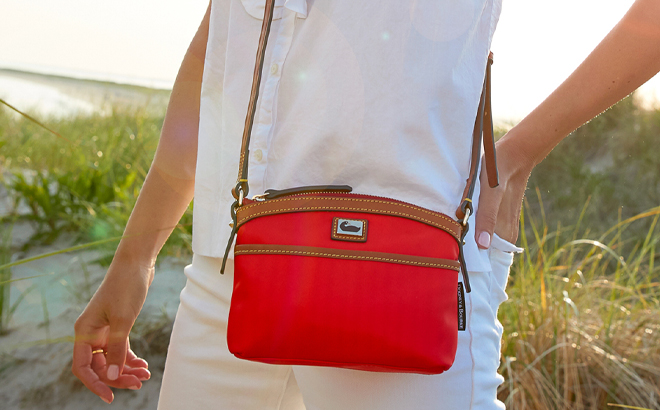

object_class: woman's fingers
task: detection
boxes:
[474,136,534,247]
[127,342,149,369]
[72,329,114,404]
[475,158,505,249]
[90,351,144,390]
[125,344,150,380]
[122,364,151,381]
[105,315,135,381]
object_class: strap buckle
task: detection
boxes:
[232,179,249,206]
[462,207,471,226]
[459,198,473,227]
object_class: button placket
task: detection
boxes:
[247,8,298,194]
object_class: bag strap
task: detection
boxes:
[231,0,276,203]
[455,54,497,225]
[230,0,497,222]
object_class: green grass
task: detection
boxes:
[0,101,192,259]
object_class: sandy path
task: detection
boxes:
[0,171,188,409]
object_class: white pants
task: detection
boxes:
[157,234,522,410]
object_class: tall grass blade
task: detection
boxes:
[0,97,71,143]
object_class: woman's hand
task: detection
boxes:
[473,0,660,250]
[72,257,153,404]
[474,131,535,248]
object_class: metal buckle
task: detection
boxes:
[238,188,245,206]
[233,179,249,206]
[462,207,471,226]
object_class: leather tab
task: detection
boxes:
[483,57,498,188]
[263,185,353,199]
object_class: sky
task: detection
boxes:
[1,0,658,121]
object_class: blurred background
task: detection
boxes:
[1,1,659,409]
[1,0,659,119]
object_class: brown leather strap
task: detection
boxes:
[232,0,277,200]
[232,0,498,223]
[455,54,497,222]
[482,53,498,189]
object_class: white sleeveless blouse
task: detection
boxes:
[193,0,503,272]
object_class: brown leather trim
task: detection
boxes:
[234,244,461,271]
[236,196,463,241]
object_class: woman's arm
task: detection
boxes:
[71,2,211,404]
[112,2,209,267]
[475,0,660,247]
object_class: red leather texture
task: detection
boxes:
[228,194,461,374]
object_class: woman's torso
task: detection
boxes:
[193,0,502,271]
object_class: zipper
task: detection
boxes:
[252,185,353,201]
[240,186,472,292]
[252,188,455,219]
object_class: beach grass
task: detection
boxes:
[498,200,660,409]
[0,101,192,259]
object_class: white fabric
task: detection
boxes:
[157,234,522,410]
[193,0,503,272]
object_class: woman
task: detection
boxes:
[71,0,660,408]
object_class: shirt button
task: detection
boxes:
[254,149,263,162]
[270,63,278,75]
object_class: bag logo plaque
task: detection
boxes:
[332,217,368,242]
[457,283,466,331]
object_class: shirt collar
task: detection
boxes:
[241,0,308,20]
[284,0,307,18]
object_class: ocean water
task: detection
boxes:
[0,73,97,117]
[0,61,173,90]
[0,63,172,118]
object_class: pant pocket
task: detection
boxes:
[487,233,523,314]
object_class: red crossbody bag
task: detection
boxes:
[220,0,499,375]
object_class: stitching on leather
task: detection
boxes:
[331,217,368,242]
[238,206,459,239]
[241,196,458,225]
[234,249,459,270]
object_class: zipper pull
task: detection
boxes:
[261,185,352,200]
